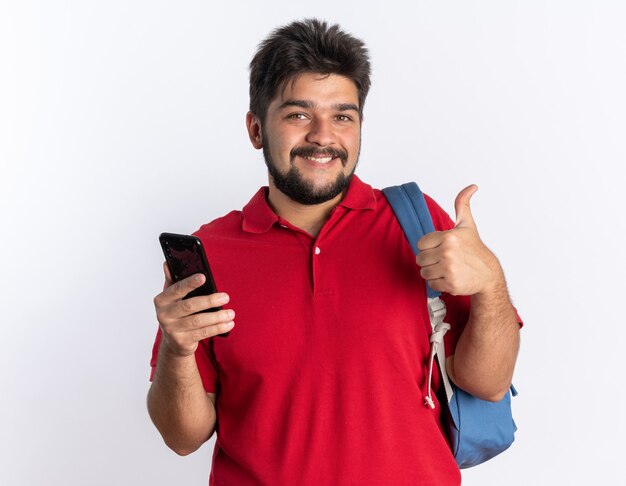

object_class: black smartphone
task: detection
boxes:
[159,232,229,337]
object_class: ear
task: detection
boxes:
[246,112,263,149]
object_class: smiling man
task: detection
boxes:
[148,19,520,486]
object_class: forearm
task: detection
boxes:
[450,270,520,401]
[147,343,216,455]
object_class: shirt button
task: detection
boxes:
[315,246,321,255]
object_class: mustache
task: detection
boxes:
[290,146,348,165]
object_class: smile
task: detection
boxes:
[304,155,335,164]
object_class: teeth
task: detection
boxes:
[305,156,333,164]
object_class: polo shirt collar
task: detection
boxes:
[241,187,278,234]
[242,175,377,234]
[337,175,377,211]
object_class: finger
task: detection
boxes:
[426,277,447,293]
[174,292,230,318]
[178,308,236,332]
[415,249,439,268]
[454,184,478,228]
[420,264,444,282]
[417,232,444,252]
[163,262,173,287]
[162,273,206,303]
[189,320,236,341]
[161,318,235,355]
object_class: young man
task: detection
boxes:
[148,19,520,485]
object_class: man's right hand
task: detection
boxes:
[153,262,235,358]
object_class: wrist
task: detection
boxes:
[476,261,506,299]
[154,340,201,389]
[159,338,198,362]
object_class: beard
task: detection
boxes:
[262,133,359,205]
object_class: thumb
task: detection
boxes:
[454,184,479,228]
[163,261,174,288]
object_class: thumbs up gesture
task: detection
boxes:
[415,185,504,296]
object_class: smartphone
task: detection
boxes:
[159,232,229,337]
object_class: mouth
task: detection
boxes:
[303,155,335,165]
[291,147,348,168]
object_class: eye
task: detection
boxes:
[335,114,353,122]
[287,113,308,120]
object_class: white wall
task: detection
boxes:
[1,1,624,484]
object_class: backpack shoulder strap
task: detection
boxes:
[382,182,454,407]
[381,182,440,299]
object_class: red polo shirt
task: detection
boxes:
[151,176,471,485]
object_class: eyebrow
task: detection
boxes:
[278,100,360,113]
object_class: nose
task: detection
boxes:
[305,117,335,147]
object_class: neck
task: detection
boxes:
[266,184,344,237]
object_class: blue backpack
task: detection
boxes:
[382,182,518,469]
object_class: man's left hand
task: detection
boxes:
[415,185,503,296]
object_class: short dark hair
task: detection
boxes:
[249,18,371,122]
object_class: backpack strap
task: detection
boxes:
[381,183,439,299]
[382,183,455,407]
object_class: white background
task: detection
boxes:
[1,1,624,485]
